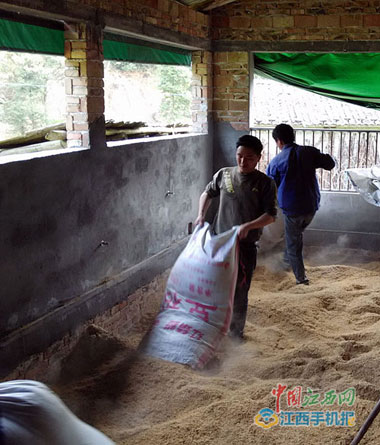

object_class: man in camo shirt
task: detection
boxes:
[195,135,277,340]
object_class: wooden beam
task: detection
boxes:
[212,39,380,53]
[201,0,238,11]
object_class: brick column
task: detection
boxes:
[212,51,249,131]
[64,23,104,148]
[191,51,213,133]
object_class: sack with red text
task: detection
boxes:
[142,222,239,369]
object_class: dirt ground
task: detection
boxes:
[52,246,380,445]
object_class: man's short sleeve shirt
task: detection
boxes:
[205,167,277,243]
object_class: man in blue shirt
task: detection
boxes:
[266,124,335,285]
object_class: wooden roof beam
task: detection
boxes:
[201,0,238,11]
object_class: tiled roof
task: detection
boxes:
[252,75,380,128]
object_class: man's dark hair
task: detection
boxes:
[236,135,263,155]
[272,124,295,144]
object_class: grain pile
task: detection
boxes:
[54,247,380,445]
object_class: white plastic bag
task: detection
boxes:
[346,166,380,207]
[142,223,239,369]
[0,380,114,445]
[258,211,284,252]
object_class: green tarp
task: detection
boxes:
[103,35,191,66]
[254,53,380,110]
[0,18,191,66]
[0,18,64,55]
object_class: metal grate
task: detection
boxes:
[251,127,380,191]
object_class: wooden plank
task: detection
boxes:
[201,0,238,11]
[0,123,65,149]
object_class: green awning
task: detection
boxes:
[254,53,380,110]
[0,18,191,66]
[0,18,64,55]
[103,34,191,66]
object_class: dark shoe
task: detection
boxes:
[228,331,245,343]
[296,278,309,285]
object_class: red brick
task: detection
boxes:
[364,14,380,26]
[88,88,104,96]
[294,15,317,28]
[214,75,233,88]
[169,2,178,18]
[86,61,104,78]
[230,16,251,29]
[74,123,89,131]
[341,14,363,27]
[213,99,228,110]
[251,16,273,28]
[317,15,340,27]
[64,41,72,58]
[71,49,87,59]
[87,96,104,113]
[71,41,87,49]
[178,4,188,20]
[214,52,228,63]
[273,16,294,28]
[67,132,82,140]
[229,100,249,112]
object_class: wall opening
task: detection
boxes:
[0,50,65,152]
[251,58,380,192]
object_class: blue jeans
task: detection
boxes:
[284,213,315,282]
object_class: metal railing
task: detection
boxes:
[251,127,380,191]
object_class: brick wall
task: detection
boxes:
[78,0,209,39]
[64,23,104,148]
[192,51,213,133]
[211,0,380,41]
[62,1,211,139]
[4,271,169,382]
[212,51,250,131]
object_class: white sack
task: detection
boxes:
[258,211,284,252]
[142,223,239,369]
[346,166,380,207]
[0,380,114,445]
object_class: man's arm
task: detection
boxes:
[314,150,335,171]
[194,191,212,227]
[195,169,222,226]
[266,161,280,187]
[238,213,275,240]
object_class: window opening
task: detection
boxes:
[0,50,65,153]
[251,72,380,192]
[104,61,192,143]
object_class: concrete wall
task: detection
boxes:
[0,132,212,372]
[306,192,380,250]
[212,122,380,251]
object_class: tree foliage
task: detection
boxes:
[0,51,64,138]
[0,54,192,140]
[104,61,191,125]
[158,65,191,125]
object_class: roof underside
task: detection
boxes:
[176,0,238,12]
